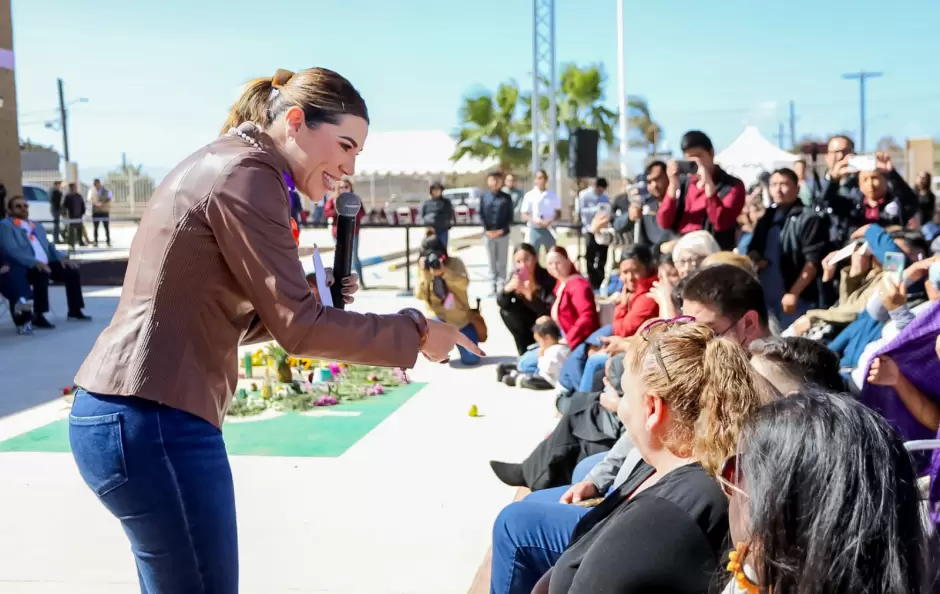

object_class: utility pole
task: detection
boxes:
[841,71,883,153]
[777,122,785,149]
[57,78,69,164]
[616,0,628,179]
[788,100,796,149]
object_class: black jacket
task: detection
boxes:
[820,169,918,242]
[480,190,513,234]
[49,188,63,214]
[496,265,556,317]
[420,197,454,231]
[749,201,828,304]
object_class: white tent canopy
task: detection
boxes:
[715,126,798,188]
[353,130,497,175]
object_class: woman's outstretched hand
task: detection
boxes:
[324,269,359,305]
[422,319,485,362]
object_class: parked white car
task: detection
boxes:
[22,183,53,224]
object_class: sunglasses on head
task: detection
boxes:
[718,453,747,498]
[638,316,696,382]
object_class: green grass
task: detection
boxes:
[0,382,425,458]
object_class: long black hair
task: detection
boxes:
[737,389,935,593]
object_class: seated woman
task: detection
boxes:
[490,334,840,594]
[546,246,599,351]
[720,389,935,593]
[653,230,721,318]
[569,245,660,394]
[414,234,480,366]
[531,320,765,594]
[498,243,557,355]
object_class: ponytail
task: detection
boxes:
[220,77,276,136]
[693,337,761,475]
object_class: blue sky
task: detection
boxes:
[13,0,940,179]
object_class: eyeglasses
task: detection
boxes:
[717,453,748,498]
[638,315,696,382]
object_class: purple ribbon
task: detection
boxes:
[282,171,296,193]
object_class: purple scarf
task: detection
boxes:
[857,301,940,522]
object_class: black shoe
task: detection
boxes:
[502,373,517,387]
[68,311,92,321]
[489,461,526,487]
[496,362,516,383]
[520,375,552,390]
[32,315,55,329]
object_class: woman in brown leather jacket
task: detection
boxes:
[67,67,480,594]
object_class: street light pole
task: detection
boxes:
[616,0,628,179]
[841,71,882,153]
[57,78,69,164]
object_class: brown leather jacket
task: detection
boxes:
[75,123,420,428]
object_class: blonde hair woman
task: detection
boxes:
[534,319,766,594]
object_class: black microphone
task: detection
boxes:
[331,192,362,310]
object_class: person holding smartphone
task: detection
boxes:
[498,243,557,355]
[657,130,746,251]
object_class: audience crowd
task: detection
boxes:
[478,130,940,593]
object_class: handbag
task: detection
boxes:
[468,297,488,343]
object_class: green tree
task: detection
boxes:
[450,82,529,173]
[625,96,663,156]
[556,64,617,162]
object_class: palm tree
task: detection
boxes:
[556,64,617,162]
[451,82,529,173]
[626,96,663,156]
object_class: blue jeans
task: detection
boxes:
[517,345,539,374]
[578,352,610,393]
[352,235,363,281]
[558,325,613,391]
[489,451,605,594]
[436,319,481,365]
[69,390,237,594]
[435,228,449,249]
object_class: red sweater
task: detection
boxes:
[612,275,658,337]
[656,172,745,234]
[324,197,365,238]
[554,275,600,349]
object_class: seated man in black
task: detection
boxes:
[0,195,91,328]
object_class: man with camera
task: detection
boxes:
[656,130,746,251]
[612,161,672,254]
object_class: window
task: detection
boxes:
[23,186,50,203]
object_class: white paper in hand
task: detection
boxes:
[312,245,334,308]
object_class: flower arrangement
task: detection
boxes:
[227,351,408,418]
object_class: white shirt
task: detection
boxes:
[520,187,561,227]
[538,343,571,386]
[30,236,49,264]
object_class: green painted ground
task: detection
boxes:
[0,383,424,458]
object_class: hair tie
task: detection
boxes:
[271,68,295,89]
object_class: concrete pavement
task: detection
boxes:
[0,243,556,593]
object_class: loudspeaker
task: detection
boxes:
[568,128,599,178]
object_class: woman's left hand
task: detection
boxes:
[324,268,359,305]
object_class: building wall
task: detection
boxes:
[0,0,19,198]
[904,138,937,185]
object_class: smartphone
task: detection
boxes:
[827,239,863,267]
[883,251,906,284]
[517,266,529,282]
[847,155,876,173]
[676,160,698,175]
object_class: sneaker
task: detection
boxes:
[16,321,34,335]
[495,362,516,383]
